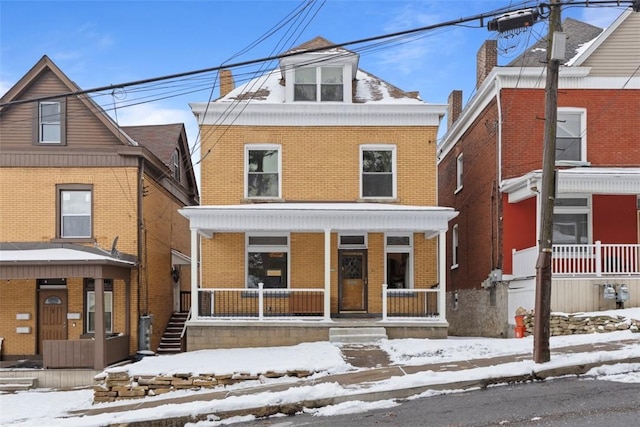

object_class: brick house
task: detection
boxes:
[0,56,199,368]
[179,37,458,349]
[438,9,640,337]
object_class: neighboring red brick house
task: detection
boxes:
[438,9,640,337]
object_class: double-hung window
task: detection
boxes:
[172,149,181,182]
[39,101,62,143]
[58,185,92,239]
[553,197,590,244]
[245,145,281,199]
[294,66,343,102]
[385,234,412,289]
[246,234,289,289]
[556,109,586,163]
[85,279,113,334]
[361,145,396,199]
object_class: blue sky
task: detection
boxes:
[0,0,627,173]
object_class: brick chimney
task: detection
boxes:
[447,90,463,130]
[219,69,235,98]
[476,40,497,89]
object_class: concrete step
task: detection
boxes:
[0,377,37,392]
[329,327,387,344]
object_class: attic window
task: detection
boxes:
[37,100,65,144]
[294,66,343,102]
[172,149,181,181]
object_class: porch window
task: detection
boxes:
[385,234,412,289]
[246,234,289,289]
[38,100,63,144]
[294,66,343,102]
[84,279,113,334]
[553,197,589,244]
[246,145,281,198]
[361,145,396,198]
[556,109,586,162]
[57,185,92,239]
[452,224,459,269]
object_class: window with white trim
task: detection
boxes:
[85,279,113,334]
[294,66,343,102]
[58,186,92,238]
[456,153,463,192]
[360,145,396,198]
[246,234,289,289]
[39,101,62,144]
[245,145,281,198]
[385,234,412,289]
[452,224,459,269]
[553,196,590,244]
[556,109,586,162]
[172,149,181,182]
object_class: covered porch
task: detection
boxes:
[0,243,137,370]
[179,203,458,349]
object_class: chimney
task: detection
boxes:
[476,40,497,89]
[219,69,235,98]
[447,90,463,130]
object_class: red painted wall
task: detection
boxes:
[593,195,637,244]
[502,195,537,274]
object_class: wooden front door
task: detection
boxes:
[339,250,367,312]
[39,289,68,354]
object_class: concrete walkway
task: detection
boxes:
[67,338,640,426]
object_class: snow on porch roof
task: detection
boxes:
[179,203,458,235]
[0,248,136,265]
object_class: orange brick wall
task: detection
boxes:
[199,126,438,206]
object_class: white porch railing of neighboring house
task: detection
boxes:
[196,284,325,320]
[381,284,442,322]
[512,242,640,278]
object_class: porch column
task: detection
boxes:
[324,228,331,321]
[438,231,447,322]
[94,277,106,370]
[190,228,199,318]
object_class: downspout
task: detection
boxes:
[137,158,145,317]
[495,75,504,270]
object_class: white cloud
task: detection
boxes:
[0,80,13,97]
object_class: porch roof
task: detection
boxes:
[501,167,640,203]
[179,203,458,237]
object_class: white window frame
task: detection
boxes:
[338,232,368,249]
[39,101,61,144]
[86,290,113,334]
[293,66,345,102]
[60,189,92,238]
[360,144,397,199]
[455,153,463,193]
[384,233,413,289]
[245,233,290,289]
[553,195,591,245]
[451,224,459,269]
[556,108,587,164]
[172,149,181,181]
[244,144,282,199]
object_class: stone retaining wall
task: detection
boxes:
[522,313,640,337]
[93,367,313,403]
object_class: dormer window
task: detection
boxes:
[294,66,343,102]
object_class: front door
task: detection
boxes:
[39,289,68,354]
[339,250,367,312]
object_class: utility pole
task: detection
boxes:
[534,0,562,364]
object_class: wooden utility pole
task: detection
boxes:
[534,0,562,364]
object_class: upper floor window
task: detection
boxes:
[39,101,62,144]
[456,153,463,192]
[553,196,590,245]
[360,145,396,199]
[57,185,92,239]
[556,109,586,163]
[294,66,343,102]
[172,149,181,182]
[245,145,281,199]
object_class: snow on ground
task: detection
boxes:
[1,308,639,426]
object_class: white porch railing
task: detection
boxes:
[196,284,325,320]
[382,284,442,321]
[513,242,640,278]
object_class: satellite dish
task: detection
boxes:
[110,236,119,256]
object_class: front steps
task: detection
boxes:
[329,327,388,344]
[157,312,189,355]
[0,377,37,392]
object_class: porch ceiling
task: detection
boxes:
[179,203,458,236]
[501,167,640,203]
